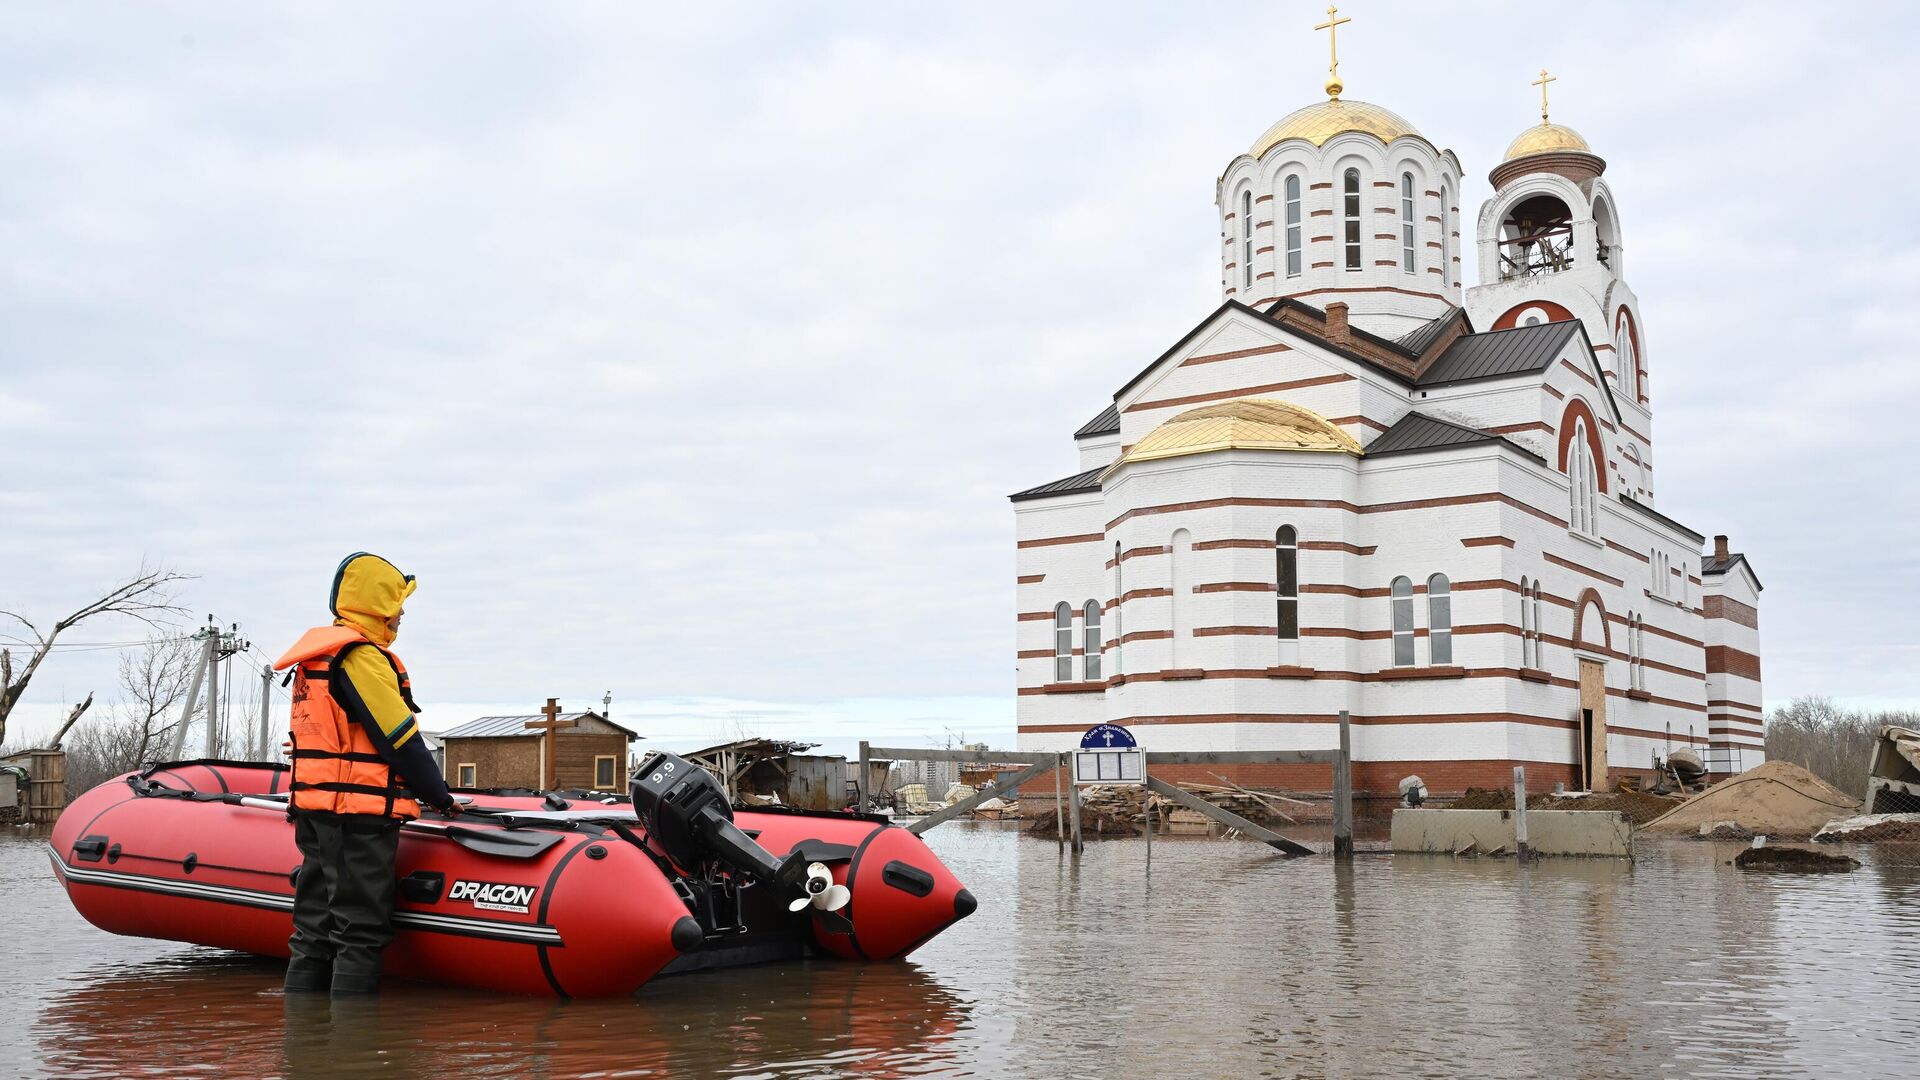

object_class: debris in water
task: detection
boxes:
[1732,846,1859,873]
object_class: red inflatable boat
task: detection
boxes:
[48,752,974,997]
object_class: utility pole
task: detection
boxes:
[254,662,275,760]
[162,618,252,761]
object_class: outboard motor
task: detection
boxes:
[630,752,806,888]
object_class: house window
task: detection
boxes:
[1400,172,1416,273]
[1284,175,1303,276]
[594,755,618,790]
[1053,602,1074,682]
[1343,168,1362,270]
[1390,576,1415,666]
[1427,573,1452,664]
[1083,600,1103,682]
[1275,525,1299,640]
[1242,189,1254,288]
[1520,576,1534,667]
[457,763,476,788]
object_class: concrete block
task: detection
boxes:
[1390,807,1631,858]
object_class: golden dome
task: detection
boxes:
[1503,122,1592,162]
[1117,399,1363,468]
[1249,98,1423,157]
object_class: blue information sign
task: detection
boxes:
[1079,723,1138,749]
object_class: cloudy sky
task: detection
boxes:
[3,2,1916,756]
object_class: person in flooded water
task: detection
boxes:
[272,552,456,995]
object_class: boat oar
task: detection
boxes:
[228,795,564,860]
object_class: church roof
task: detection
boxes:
[1116,398,1362,469]
[1249,98,1425,157]
[1415,319,1581,387]
[1395,306,1467,357]
[1074,403,1120,439]
[1365,412,1498,457]
[1009,466,1103,503]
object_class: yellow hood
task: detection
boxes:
[329,552,416,647]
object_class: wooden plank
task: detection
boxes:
[1144,749,1335,765]
[1146,776,1314,856]
[857,741,870,811]
[864,746,1054,765]
[1068,773,1084,853]
[906,758,1055,835]
[1513,765,1531,861]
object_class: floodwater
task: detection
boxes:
[4,823,1919,1079]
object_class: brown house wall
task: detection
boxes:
[555,734,631,791]
[446,736,541,790]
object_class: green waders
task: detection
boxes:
[286,810,402,995]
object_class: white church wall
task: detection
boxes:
[1075,432,1121,473]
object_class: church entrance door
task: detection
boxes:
[1577,658,1608,790]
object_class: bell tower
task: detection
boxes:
[1466,72,1655,499]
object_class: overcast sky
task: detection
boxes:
[3,2,1916,755]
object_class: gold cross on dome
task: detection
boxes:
[1533,68,1558,123]
[1315,6,1352,100]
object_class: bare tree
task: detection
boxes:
[46,692,95,749]
[0,562,191,744]
[58,637,200,796]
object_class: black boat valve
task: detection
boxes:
[630,752,806,888]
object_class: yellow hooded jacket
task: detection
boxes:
[275,552,448,816]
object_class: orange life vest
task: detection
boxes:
[276,625,420,820]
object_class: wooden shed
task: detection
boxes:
[438,710,639,793]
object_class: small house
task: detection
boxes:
[438,710,639,793]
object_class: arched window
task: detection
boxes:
[1568,418,1598,535]
[1520,576,1534,667]
[1629,614,1644,690]
[1241,190,1254,289]
[1275,526,1299,640]
[1427,573,1451,664]
[1284,175,1303,277]
[1532,583,1544,666]
[1083,600,1103,682]
[1614,310,1638,399]
[1343,168,1362,271]
[1400,172,1416,273]
[1390,576,1414,667]
[1440,181,1455,286]
[1170,529,1192,666]
[1112,542,1124,676]
[1053,603,1074,682]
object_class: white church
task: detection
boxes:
[1010,38,1763,797]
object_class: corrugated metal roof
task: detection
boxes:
[440,711,640,739]
[1416,320,1580,387]
[1395,307,1464,357]
[1702,552,1763,591]
[1075,403,1120,438]
[1365,412,1496,457]
[1619,495,1705,543]
[1009,466,1103,503]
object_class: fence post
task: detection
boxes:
[1333,709,1353,858]
[1054,754,1065,848]
[857,741,870,812]
[1067,758,1085,855]
[1513,765,1530,861]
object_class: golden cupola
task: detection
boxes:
[1490,69,1605,188]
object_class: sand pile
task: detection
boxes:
[1642,761,1861,840]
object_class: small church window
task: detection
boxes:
[1427,574,1452,664]
[1400,172,1416,273]
[1615,310,1638,400]
[1083,600,1103,682]
[1112,542,1124,676]
[1284,175,1303,277]
[1568,418,1598,536]
[1242,189,1254,288]
[1390,576,1415,666]
[1520,576,1535,667]
[1343,168,1362,271]
[1532,584,1544,666]
[1054,602,1074,682]
[1440,181,1455,287]
[1276,526,1299,640]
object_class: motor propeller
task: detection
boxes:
[787,862,850,913]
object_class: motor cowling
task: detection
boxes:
[630,752,803,887]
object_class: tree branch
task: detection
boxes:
[47,692,95,750]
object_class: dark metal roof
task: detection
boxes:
[1395,306,1466,357]
[1416,320,1581,387]
[441,711,641,740]
[1702,552,1763,590]
[1618,495,1705,543]
[1366,412,1497,457]
[1075,402,1120,438]
[1009,466,1104,503]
